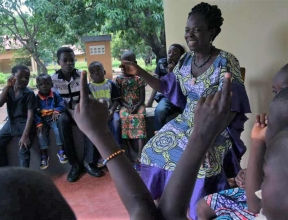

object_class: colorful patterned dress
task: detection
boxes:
[205,187,257,219]
[115,75,146,139]
[140,50,251,220]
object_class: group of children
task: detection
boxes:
[0,46,160,173]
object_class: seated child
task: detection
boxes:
[197,63,288,220]
[88,61,121,147]
[146,44,185,131]
[52,46,103,182]
[115,51,146,171]
[35,73,68,169]
[0,65,36,167]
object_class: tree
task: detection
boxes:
[0,0,166,73]
[97,0,166,62]
[47,0,167,62]
[111,32,152,61]
[0,0,102,74]
[0,0,48,73]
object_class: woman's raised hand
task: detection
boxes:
[120,60,142,75]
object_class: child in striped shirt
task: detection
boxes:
[88,61,121,147]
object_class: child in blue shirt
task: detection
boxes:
[88,61,121,147]
[0,65,36,167]
[35,74,68,169]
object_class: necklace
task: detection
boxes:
[193,46,215,68]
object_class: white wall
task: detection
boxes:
[163,0,288,167]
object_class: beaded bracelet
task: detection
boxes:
[103,149,125,165]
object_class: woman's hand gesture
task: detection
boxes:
[120,60,143,75]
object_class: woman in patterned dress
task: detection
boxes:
[115,51,146,170]
[121,2,250,219]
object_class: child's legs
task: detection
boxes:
[137,138,145,161]
[196,198,217,220]
[154,97,171,131]
[83,135,100,164]
[37,125,49,150]
[0,122,14,166]
[48,120,64,150]
[129,139,145,162]
[17,132,34,168]
[57,112,78,165]
[110,112,121,146]
[37,125,49,157]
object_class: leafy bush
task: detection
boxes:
[0,73,9,85]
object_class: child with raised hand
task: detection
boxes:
[73,70,233,219]
[35,73,68,169]
[115,51,146,171]
[0,65,36,167]
[88,61,121,147]
[197,64,288,220]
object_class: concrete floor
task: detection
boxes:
[53,170,129,220]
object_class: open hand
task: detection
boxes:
[19,134,31,149]
[52,112,60,121]
[251,114,267,140]
[130,105,140,114]
[74,71,109,136]
[7,75,16,87]
[235,168,247,189]
[193,73,232,143]
[120,60,143,75]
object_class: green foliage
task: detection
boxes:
[0,0,165,75]
[98,0,166,60]
[0,73,9,85]
[111,32,152,61]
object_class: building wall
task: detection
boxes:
[84,41,113,79]
[0,59,11,73]
[75,54,86,63]
[0,50,34,73]
[163,0,288,167]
